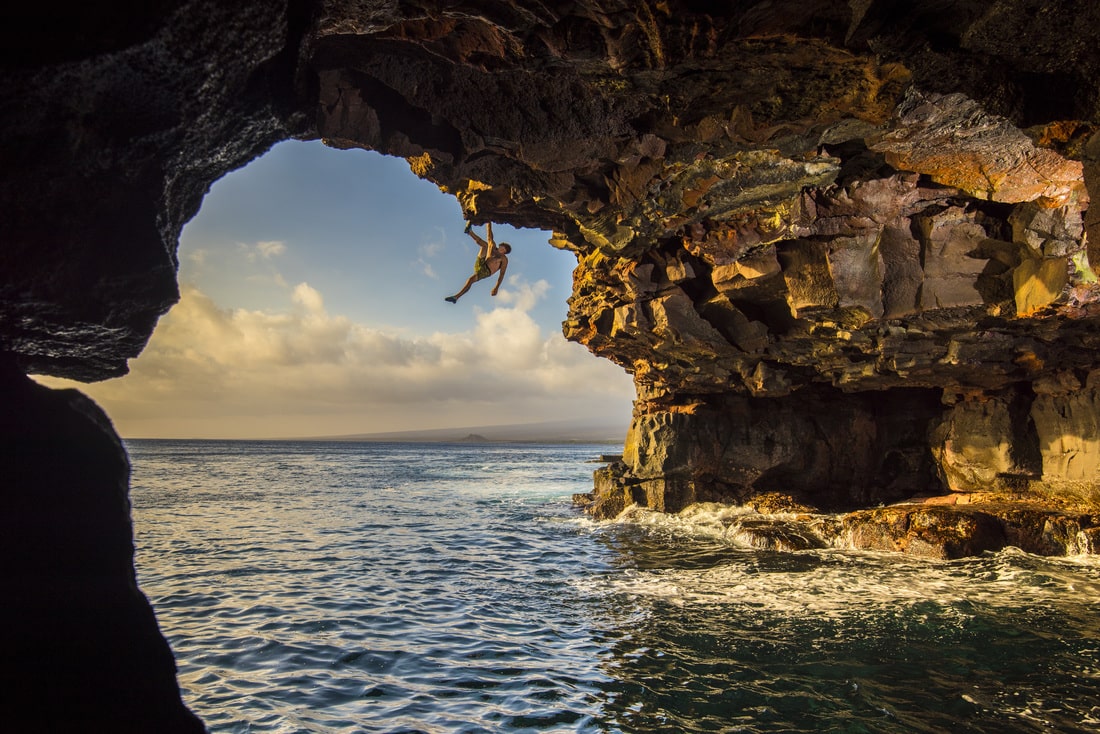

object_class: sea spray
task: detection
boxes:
[608,500,1100,559]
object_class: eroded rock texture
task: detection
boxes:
[6,1,1100,727]
[304,2,1100,547]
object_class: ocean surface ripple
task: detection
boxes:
[128,440,1100,733]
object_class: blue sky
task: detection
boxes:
[38,140,634,438]
[181,141,575,335]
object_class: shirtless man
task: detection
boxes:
[445,222,510,303]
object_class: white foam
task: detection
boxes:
[578,504,1100,622]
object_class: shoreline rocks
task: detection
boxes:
[576,496,1100,560]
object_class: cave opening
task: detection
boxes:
[37,138,634,440]
[23,138,638,728]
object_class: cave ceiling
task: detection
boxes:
[3,1,1100,394]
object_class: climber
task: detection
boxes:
[445,221,510,303]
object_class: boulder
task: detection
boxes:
[0,359,203,732]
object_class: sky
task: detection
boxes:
[35,140,634,439]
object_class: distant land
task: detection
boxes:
[298,418,628,444]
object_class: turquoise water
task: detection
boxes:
[128,440,1100,733]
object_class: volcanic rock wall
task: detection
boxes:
[6,0,1100,729]
[566,88,1100,519]
[306,2,1100,534]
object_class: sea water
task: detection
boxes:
[127,440,1100,733]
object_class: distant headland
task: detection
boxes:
[295,419,627,445]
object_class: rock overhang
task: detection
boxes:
[304,4,1100,402]
[6,2,1100,524]
[5,1,1099,380]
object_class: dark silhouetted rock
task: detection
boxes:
[0,358,204,732]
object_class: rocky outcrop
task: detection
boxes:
[8,1,1100,727]
[622,499,1100,560]
[579,387,944,519]
[0,357,204,732]
[312,3,1100,550]
[563,80,1100,542]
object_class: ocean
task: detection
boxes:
[127,439,1100,733]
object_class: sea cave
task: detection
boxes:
[5,1,1100,730]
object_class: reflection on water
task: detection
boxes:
[128,440,1100,733]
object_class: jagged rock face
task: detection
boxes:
[585,387,944,518]
[564,89,1098,402]
[4,2,1100,521]
[7,1,1100,393]
[302,2,1100,526]
[318,5,1100,522]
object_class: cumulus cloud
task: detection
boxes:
[37,279,634,438]
[493,277,551,313]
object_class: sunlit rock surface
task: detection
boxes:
[315,3,1100,546]
[6,2,1100,726]
[6,1,1100,539]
